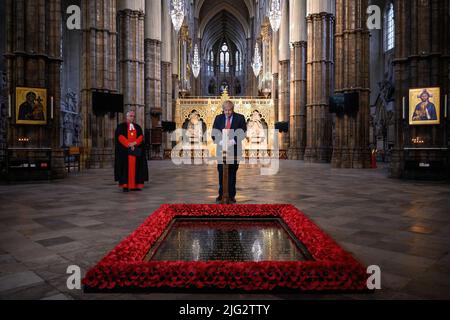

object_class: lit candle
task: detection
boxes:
[8,94,11,118]
[50,96,54,119]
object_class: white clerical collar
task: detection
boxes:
[129,123,135,131]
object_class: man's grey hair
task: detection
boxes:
[222,100,235,109]
[126,110,136,117]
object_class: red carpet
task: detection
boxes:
[83,204,369,292]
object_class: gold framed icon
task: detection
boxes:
[409,87,440,125]
[16,87,47,125]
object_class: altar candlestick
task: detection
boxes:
[445,95,448,119]
[402,97,406,120]
[8,94,11,118]
[50,96,54,119]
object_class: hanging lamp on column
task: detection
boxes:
[252,43,262,77]
[192,44,201,78]
[170,0,185,33]
[268,0,282,32]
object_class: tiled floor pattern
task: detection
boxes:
[0,161,449,300]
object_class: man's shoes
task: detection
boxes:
[132,188,142,191]
[216,196,236,204]
[123,188,129,192]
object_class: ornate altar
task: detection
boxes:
[174,90,276,159]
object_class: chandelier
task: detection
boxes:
[259,72,273,97]
[268,0,282,32]
[252,43,262,77]
[192,44,201,78]
[170,0,185,33]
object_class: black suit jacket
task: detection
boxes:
[212,113,247,161]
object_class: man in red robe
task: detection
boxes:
[114,111,148,192]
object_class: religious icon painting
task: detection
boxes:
[16,87,47,125]
[409,87,440,126]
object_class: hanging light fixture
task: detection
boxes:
[252,43,262,77]
[192,44,201,78]
[170,0,185,33]
[268,0,282,32]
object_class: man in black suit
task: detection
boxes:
[212,100,247,203]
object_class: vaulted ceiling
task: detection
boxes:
[197,0,252,59]
[202,11,247,58]
[195,0,254,20]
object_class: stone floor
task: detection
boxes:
[0,160,449,300]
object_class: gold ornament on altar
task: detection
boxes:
[175,93,275,158]
[220,88,230,103]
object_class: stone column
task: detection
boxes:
[390,0,450,179]
[145,0,162,159]
[261,23,271,84]
[179,25,191,95]
[246,18,257,96]
[304,0,334,163]
[278,0,290,157]
[118,0,145,125]
[272,29,279,122]
[332,0,371,168]
[247,37,257,96]
[5,0,65,178]
[172,27,180,132]
[288,0,307,160]
[80,0,118,169]
[61,0,82,149]
[161,0,173,157]
[0,1,6,153]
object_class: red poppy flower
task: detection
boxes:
[83,205,369,292]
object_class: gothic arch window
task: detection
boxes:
[384,2,395,52]
[235,51,241,74]
[219,42,230,73]
[208,51,214,75]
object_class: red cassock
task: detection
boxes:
[118,123,144,190]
